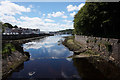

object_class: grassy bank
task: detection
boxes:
[63,36,99,57]
[2,42,30,79]
[2,43,16,58]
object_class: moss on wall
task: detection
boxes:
[2,43,16,58]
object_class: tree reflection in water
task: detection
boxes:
[72,58,107,80]
[73,58,120,80]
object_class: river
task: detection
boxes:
[7,35,120,80]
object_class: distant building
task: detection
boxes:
[3,27,40,35]
[31,29,40,34]
[3,27,12,35]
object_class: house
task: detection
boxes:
[32,29,40,34]
[3,27,40,35]
[3,27,12,35]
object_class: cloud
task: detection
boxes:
[78,3,85,10]
[70,12,76,17]
[0,15,17,23]
[47,11,65,18]
[0,1,73,31]
[44,19,54,22]
[67,5,78,12]
[63,20,72,23]
[67,3,85,12]
[20,16,42,21]
[20,16,43,25]
[44,45,54,48]
[24,36,61,50]
[52,48,67,54]
[0,1,31,16]
[0,1,31,25]
[62,15,68,18]
[43,14,45,16]
[19,16,45,29]
[29,5,33,8]
[38,11,41,15]
[18,16,73,31]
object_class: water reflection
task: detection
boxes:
[8,59,80,79]
[23,35,73,59]
[7,35,120,80]
[73,58,107,80]
[23,35,64,50]
[8,35,81,79]
[87,57,120,80]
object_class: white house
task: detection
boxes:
[3,27,40,35]
[3,27,12,35]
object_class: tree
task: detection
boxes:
[74,2,120,38]
[3,23,13,28]
[14,25,18,28]
[0,22,2,28]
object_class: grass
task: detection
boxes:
[63,36,81,51]
[67,39,74,45]
[104,42,112,52]
[2,43,16,58]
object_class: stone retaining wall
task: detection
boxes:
[75,35,120,66]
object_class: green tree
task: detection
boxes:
[14,25,18,28]
[74,2,120,38]
[3,23,13,28]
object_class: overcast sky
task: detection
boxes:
[0,1,85,31]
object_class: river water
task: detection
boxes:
[7,35,120,80]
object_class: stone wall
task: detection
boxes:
[75,35,120,66]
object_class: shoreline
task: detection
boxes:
[2,35,49,44]
[63,36,99,58]
[2,34,54,40]
[2,35,50,79]
[63,36,120,79]
[62,36,119,66]
[2,51,30,79]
